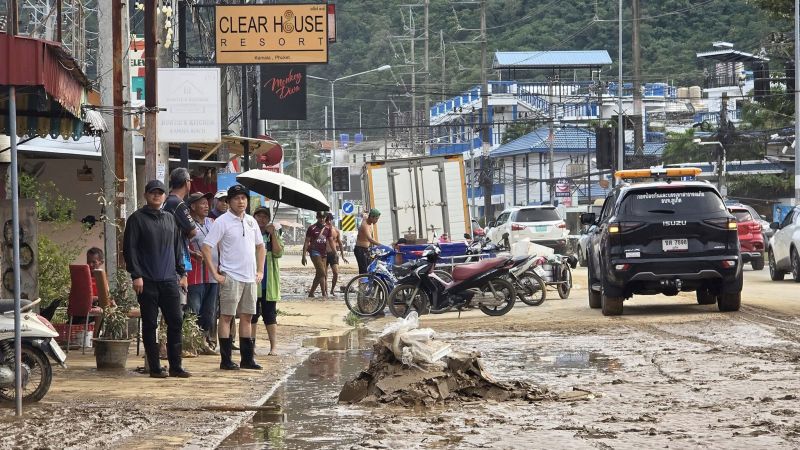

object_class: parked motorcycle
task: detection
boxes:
[0,298,67,403]
[388,244,517,318]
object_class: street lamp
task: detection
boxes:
[694,139,727,196]
[309,64,392,211]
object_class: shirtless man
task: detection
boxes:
[324,213,349,296]
[354,209,382,274]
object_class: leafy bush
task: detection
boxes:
[109,268,137,313]
[19,172,77,223]
[99,306,129,340]
[37,235,84,309]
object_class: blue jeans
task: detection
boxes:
[187,283,219,332]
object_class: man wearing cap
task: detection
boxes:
[209,190,228,219]
[186,192,217,345]
[123,180,191,378]
[354,209,382,274]
[201,184,266,370]
[164,168,198,240]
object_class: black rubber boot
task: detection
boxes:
[239,338,262,370]
[219,338,240,370]
[144,342,163,376]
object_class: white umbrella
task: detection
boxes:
[236,169,330,212]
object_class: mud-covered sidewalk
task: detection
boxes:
[0,299,349,449]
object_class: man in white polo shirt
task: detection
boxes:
[201,184,266,370]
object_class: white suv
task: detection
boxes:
[768,205,800,281]
[486,205,569,252]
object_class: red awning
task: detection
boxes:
[0,34,98,139]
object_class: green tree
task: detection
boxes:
[303,165,331,195]
[747,0,792,18]
[729,173,793,199]
[740,86,794,130]
[501,121,536,144]
[662,129,712,164]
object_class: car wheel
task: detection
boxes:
[792,249,800,282]
[601,292,623,316]
[751,255,765,271]
[695,288,717,305]
[769,248,785,281]
[577,246,586,267]
[717,292,741,312]
[587,255,601,309]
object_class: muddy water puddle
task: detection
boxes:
[219,330,625,449]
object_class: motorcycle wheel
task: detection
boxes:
[388,284,430,318]
[557,266,572,299]
[344,274,387,317]
[0,343,52,403]
[518,271,546,306]
[478,278,516,316]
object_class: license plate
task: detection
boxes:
[535,225,547,232]
[49,339,67,365]
[662,238,688,252]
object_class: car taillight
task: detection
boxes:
[608,222,644,233]
[511,223,527,231]
[751,222,762,232]
[557,222,567,229]
[705,218,737,230]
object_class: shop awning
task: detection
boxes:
[0,34,100,139]
[177,135,283,161]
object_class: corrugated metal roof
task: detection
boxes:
[491,126,596,157]
[493,51,613,69]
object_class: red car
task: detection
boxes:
[729,205,765,270]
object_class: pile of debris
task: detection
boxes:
[338,313,557,407]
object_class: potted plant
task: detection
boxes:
[93,306,132,370]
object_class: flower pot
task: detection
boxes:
[93,339,132,370]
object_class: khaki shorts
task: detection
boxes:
[219,276,257,316]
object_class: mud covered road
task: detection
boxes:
[339,267,800,449]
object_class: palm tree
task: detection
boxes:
[303,165,330,197]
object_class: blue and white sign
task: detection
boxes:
[342,201,354,214]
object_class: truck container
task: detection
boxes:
[361,154,472,244]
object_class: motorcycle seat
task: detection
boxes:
[451,257,508,281]
[0,298,32,314]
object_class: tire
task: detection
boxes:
[751,256,765,271]
[0,343,52,403]
[769,248,785,281]
[717,292,742,312]
[695,288,717,305]
[343,274,387,317]
[792,249,800,282]
[557,266,572,299]
[577,246,586,267]
[587,255,601,309]
[601,292,623,316]
[387,284,429,318]
[478,278,516,316]
[517,272,546,306]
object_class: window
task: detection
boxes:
[599,195,614,223]
[780,209,795,228]
[729,209,752,223]
[514,208,560,222]
[621,188,726,216]
[496,212,510,225]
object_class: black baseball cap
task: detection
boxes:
[227,184,249,199]
[253,206,270,217]
[187,192,213,205]
[145,179,166,194]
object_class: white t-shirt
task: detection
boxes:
[203,211,264,283]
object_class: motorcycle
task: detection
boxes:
[388,244,517,318]
[464,234,546,307]
[0,298,67,403]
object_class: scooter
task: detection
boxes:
[388,244,517,318]
[0,298,67,403]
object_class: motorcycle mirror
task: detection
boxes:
[580,212,596,225]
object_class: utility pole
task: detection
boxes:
[296,120,301,179]
[111,0,125,269]
[324,105,328,141]
[409,7,416,154]
[440,30,446,102]
[480,0,493,219]
[719,93,728,196]
[178,0,188,168]
[144,0,158,180]
[423,0,430,154]
[548,78,555,202]
[616,0,624,175]
[241,66,250,171]
[795,0,800,202]
[632,0,643,156]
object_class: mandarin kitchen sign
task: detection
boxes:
[215,4,328,64]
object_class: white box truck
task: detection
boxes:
[361,154,472,243]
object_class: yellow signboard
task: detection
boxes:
[215,4,328,65]
[341,214,356,232]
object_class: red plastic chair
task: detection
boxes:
[67,265,102,354]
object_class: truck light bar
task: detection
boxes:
[615,167,702,180]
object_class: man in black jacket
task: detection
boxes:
[123,180,191,378]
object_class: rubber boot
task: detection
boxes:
[144,342,165,377]
[219,338,240,370]
[239,338,262,370]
